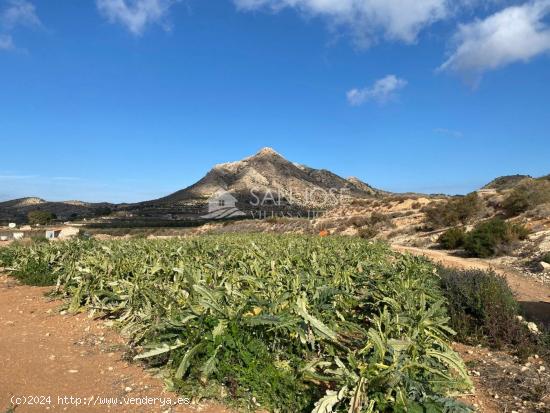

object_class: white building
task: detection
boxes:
[45,227,80,240]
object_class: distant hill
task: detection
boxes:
[153,147,385,208]
[0,197,114,224]
[0,197,47,209]
[482,175,533,191]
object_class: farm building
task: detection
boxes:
[46,229,62,240]
[45,226,80,240]
[0,232,25,241]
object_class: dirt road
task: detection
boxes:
[393,245,550,326]
[0,274,229,413]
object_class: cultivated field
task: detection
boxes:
[0,235,473,412]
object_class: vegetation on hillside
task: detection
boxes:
[424,193,483,229]
[349,212,394,239]
[439,267,549,362]
[482,175,531,191]
[27,210,56,225]
[437,228,466,250]
[0,235,473,412]
[463,219,529,258]
[438,219,529,258]
[502,179,550,217]
[439,268,524,347]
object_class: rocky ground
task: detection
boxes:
[456,343,549,413]
[0,274,230,413]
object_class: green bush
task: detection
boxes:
[439,267,534,351]
[463,218,529,258]
[543,253,550,264]
[502,180,550,216]
[27,210,56,225]
[438,227,466,249]
[425,193,482,228]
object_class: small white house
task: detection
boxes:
[46,227,80,240]
[46,229,62,240]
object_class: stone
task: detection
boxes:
[527,322,540,334]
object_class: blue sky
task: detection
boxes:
[0,0,549,203]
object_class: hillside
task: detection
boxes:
[0,198,115,224]
[153,147,384,208]
[482,175,533,191]
[0,197,46,209]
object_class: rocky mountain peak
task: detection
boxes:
[254,147,281,157]
[155,148,384,206]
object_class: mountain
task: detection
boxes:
[0,148,384,223]
[153,147,384,209]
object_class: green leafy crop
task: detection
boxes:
[1,235,473,412]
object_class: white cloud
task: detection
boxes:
[234,0,451,46]
[0,0,40,29]
[347,74,407,105]
[440,0,550,81]
[96,0,180,35]
[0,0,41,51]
[0,33,14,50]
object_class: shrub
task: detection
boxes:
[349,212,393,239]
[463,218,529,258]
[438,227,466,249]
[502,180,550,216]
[369,211,394,228]
[543,253,550,264]
[425,193,482,228]
[93,206,113,217]
[347,215,370,228]
[438,267,535,352]
[349,199,372,207]
[27,210,56,225]
[357,227,377,239]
